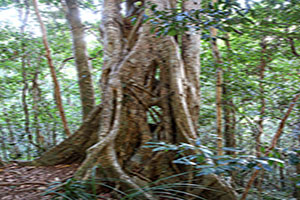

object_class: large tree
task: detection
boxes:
[28,0,237,199]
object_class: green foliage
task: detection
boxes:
[145,1,252,37]
[44,172,211,200]
[44,178,98,200]
[0,0,102,160]
[145,142,285,176]
[0,0,13,7]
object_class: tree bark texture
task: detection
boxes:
[71,0,237,199]
[64,0,96,119]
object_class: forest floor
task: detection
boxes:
[0,162,79,200]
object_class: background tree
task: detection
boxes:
[64,0,96,119]
[33,0,71,137]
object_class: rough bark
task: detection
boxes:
[64,0,96,119]
[27,1,237,199]
[71,0,237,199]
[182,0,201,130]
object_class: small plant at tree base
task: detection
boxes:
[144,141,285,176]
[43,178,98,200]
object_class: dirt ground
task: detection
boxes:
[0,162,79,200]
[0,162,173,200]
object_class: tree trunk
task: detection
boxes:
[3,113,21,159]
[27,1,237,199]
[223,34,236,155]
[210,0,223,156]
[256,38,267,157]
[295,121,300,200]
[21,58,32,159]
[0,127,8,161]
[0,157,3,167]
[296,161,300,200]
[32,66,46,153]
[71,0,237,199]
[18,0,32,159]
[33,0,71,137]
[64,0,95,119]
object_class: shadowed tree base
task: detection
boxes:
[18,105,102,166]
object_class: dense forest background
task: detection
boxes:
[0,0,299,199]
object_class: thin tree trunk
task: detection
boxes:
[222,34,238,188]
[2,114,21,159]
[32,66,45,153]
[32,0,71,137]
[0,128,8,161]
[21,59,32,159]
[295,121,300,199]
[17,0,32,160]
[256,38,267,158]
[296,160,300,200]
[223,33,236,155]
[254,38,267,193]
[51,120,57,146]
[210,0,223,156]
[63,0,95,119]
[278,150,285,190]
